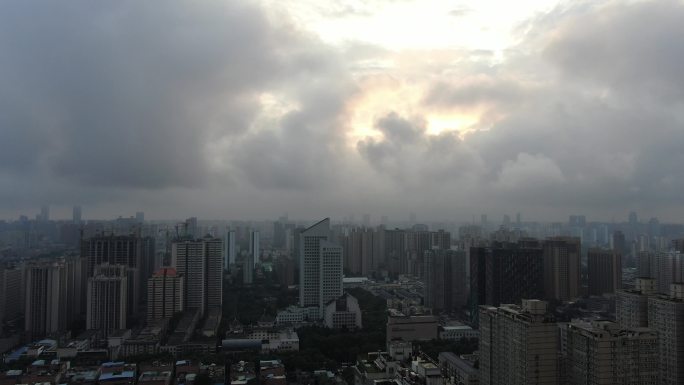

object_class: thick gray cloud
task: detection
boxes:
[2,0,684,221]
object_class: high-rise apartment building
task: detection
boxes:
[299,218,343,318]
[147,268,184,322]
[172,236,223,316]
[250,230,260,268]
[340,227,376,276]
[543,237,581,301]
[25,257,83,339]
[225,230,236,268]
[0,265,24,325]
[423,249,467,312]
[72,205,82,223]
[637,251,655,278]
[648,283,684,385]
[616,277,656,328]
[479,300,558,385]
[652,251,684,293]
[86,264,128,336]
[469,239,544,326]
[587,248,622,295]
[81,234,156,315]
[243,254,254,285]
[561,320,658,385]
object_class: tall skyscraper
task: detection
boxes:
[135,211,145,223]
[648,283,684,385]
[24,258,82,339]
[225,230,236,268]
[86,264,128,336]
[72,205,82,224]
[542,237,581,302]
[243,253,254,285]
[479,300,558,385]
[185,217,198,238]
[81,234,155,315]
[423,249,467,312]
[587,248,622,295]
[469,239,544,326]
[172,236,223,316]
[612,230,627,256]
[250,230,260,268]
[299,218,343,318]
[0,265,24,326]
[147,268,184,322]
[652,251,684,294]
[561,320,658,385]
[340,227,376,276]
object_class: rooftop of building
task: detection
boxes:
[438,352,478,375]
[139,371,172,382]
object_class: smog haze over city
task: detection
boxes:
[1,0,683,222]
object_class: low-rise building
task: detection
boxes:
[386,310,438,344]
[438,325,479,341]
[439,352,479,385]
[324,292,362,330]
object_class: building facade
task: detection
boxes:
[147,268,184,322]
[172,236,223,316]
[86,264,128,336]
[479,300,558,385]
[562,320,658,385]
[543,237,581,302]
[299,219,343,319]
[588,248,622,295]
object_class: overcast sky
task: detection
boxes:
[1,0,683,222]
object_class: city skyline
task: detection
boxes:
[1,1,684,220]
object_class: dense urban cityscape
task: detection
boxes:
[2,0,684,384]
[0,209,681,384]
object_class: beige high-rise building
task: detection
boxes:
[561,320,658,385]
[86,264,128,337]
[648,283,684,385]
[147,268,184,322]
[172,236,223,316]
[543,237,580,301]
[299,219,343,319]
[616,277,655,328]
[479,300,558,385]
[588,248,622,295]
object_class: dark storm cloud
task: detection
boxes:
[0,0,303,189]
[3,0,684,220]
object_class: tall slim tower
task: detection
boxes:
[543,237,581,301]
[172,236,223,316]
[72,205,82,224]
[225,230,236,268]
[86,264,128,337]
[250,230,260,268]
[299,218,343,318]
